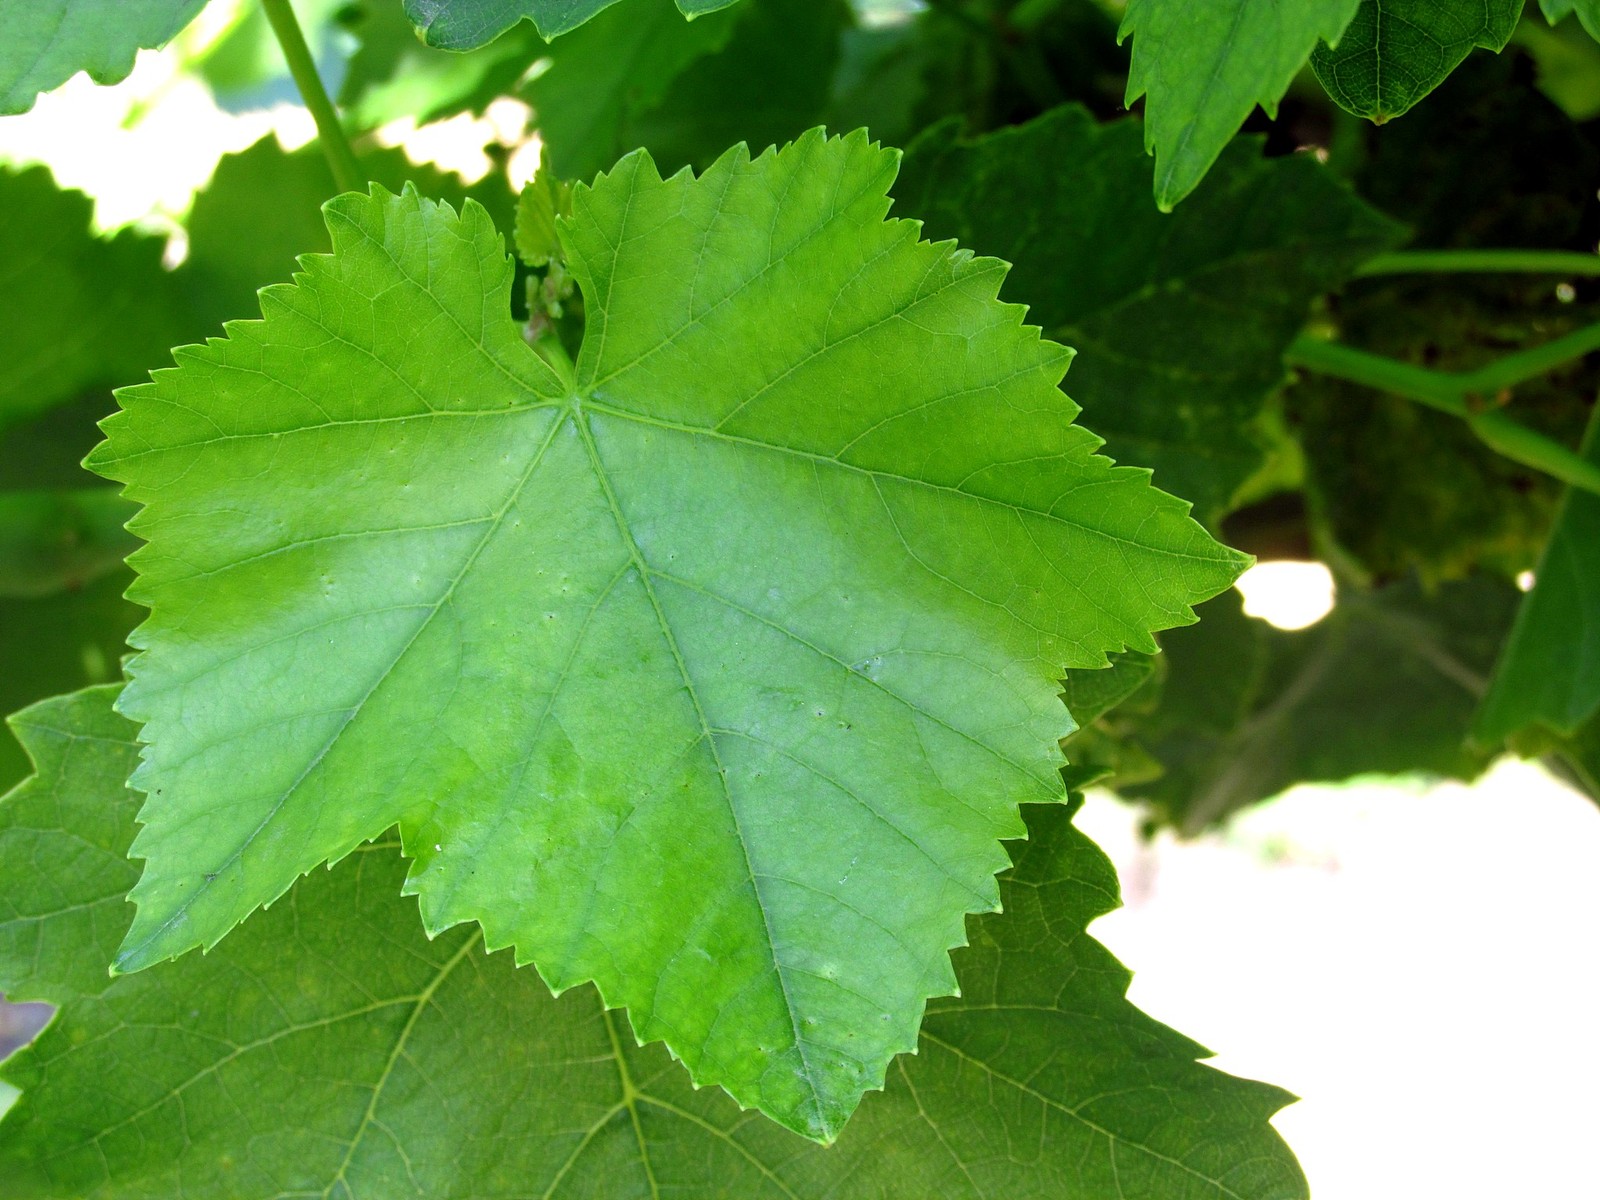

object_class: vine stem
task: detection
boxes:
[1356,249,1600,278]
[1285,330,1600,498]
[261,0,363,194]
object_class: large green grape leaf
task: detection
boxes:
[1310,0,1521,123]
[1118,0,1361,209]
[0,145,506,790]
[0,0,207,114]
[403,0,742,47]
[1475,404,1600,744]
[894,106,1404,526]
[1069,577,1520,833]
[87,131,1246,1139]
[0,685,1307,1198]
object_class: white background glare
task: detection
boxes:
[1235,559,1337,629]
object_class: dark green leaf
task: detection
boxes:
[1475,404,1600,742]
[1079,577,1521,833]
[1059,650,1161,728]
[1118,0,1361,208]
[403,0,743,48]
[0,685,1306,1198]
[0,167,182,435]
[528,0,849,180]
[895,106,1404,525]
[177,135,515,325]
[1311,0,1521,123]
[340,0,544,128]
[524,0,739,179]
[0,0,207,114]
[0,580,137,791]
[88,132,1245,1138]
[1542,0,1600,42]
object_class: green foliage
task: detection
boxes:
[340,0,543,127]
[895,105,1403,524]
[1311,0,1521,123]
[0,0,207,114]
[1069,578,1522,833]
[1543,0,1600,41]
[403,0,744,47]
[1476,406,1600,742]
[1288,56,1600,582]
[524,0,740,179]
[0,168,182,434]
[0,684,1306,1199]
[6,0,1600,1185]
[1118,0,1361,208]
[88,133,1244,1139]
[528,0,848,179]
[514,165,573,266]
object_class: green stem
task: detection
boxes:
[1286,333,1600,498]
[1356,249,1600,278]
[261,0,363,194]
[530,327,577,388]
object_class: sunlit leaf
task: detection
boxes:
[88,131,1245,1138]
[0,685,1306,1199]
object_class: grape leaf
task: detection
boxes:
[0,685,1307,1198]
[1475,404,1600,743]
[1118,0,1361,209]
[525,0,849,181]
[1070,577,1520,833]
[340,0,545,128]
[0,167,183,436]
[1311,0,1521,123]
[615,0,849,175]
[87,131,1246,1139]
[403,0,743,48]
[894,106,1404,525]
[0,579,136,791]
[0,167,173,788]
[178,135,515,324]
[1542,0,1600,42]
[525,0,741,179]
[0,0,207,114]
[514,167,574,267]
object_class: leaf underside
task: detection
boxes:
[89,130,1245,1139]
[403,0,743,47]
[1118,0,1362,208]
[0,685,1308,1199]
[1311,0,1521,123]
[0,0,208,114]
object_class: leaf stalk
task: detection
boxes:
[261,0,364,195]
[1285,332,1600,498]
[1356,249,1600,278]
